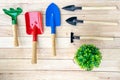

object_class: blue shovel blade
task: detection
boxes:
[46,3,61,29]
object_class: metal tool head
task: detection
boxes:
[25,11,43,35]
[71,32,80,43]
[46,3,61,27]
[62,5,76,11]
[62,5,82,11]
[66,17,83,26]
[3,7,23,24]
[66,17,77,25]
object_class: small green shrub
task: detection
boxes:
[74,44,102,71]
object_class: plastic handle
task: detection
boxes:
[51,34,56,56]
[12,24,19,47]
[32,41,37,64]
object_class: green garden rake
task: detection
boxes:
[3,7,23,47]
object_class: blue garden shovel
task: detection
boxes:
[46,3,61,56]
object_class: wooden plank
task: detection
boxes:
[0,15,119,26]
[0,3,119,15]
[0,37,120,48]
[0,1,119,80]
[0,59,119,71]
[0,71,120,80]
[0,48,119,61]
[0,0,120,4]
[0,48,75,59]
[0,26,118,37]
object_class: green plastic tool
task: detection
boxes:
[3,7,23,47]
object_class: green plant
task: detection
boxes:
[74,44,102,71]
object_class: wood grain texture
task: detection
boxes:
[0,71,120,80]
[0,15,119,26]
[0,0,120,80]
[0,37,120,48]
[0,26,119,37]
[0,59,119,71]
[0,3,119,14]
[0,49,120,60]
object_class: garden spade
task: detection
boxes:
[25,12,43,64]
[3,7,23,47]
[46,3,61,56]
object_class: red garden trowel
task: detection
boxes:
[46,3,61,56]
[3,7,23,47]
[25,12,43,64]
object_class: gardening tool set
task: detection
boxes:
[2,3,115,64]
[63,5,117,26]
[62,5,115,43]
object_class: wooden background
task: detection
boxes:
[0,0,120,80]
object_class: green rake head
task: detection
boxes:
[3,7,23,24]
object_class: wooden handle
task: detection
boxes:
[81,37,114,40]
[83,6,116,10]
[32,41,37,64]
[84,21,118,25]
[12,24,19,47]
[51,34,56,56]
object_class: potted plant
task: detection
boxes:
[74,44,102,71]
